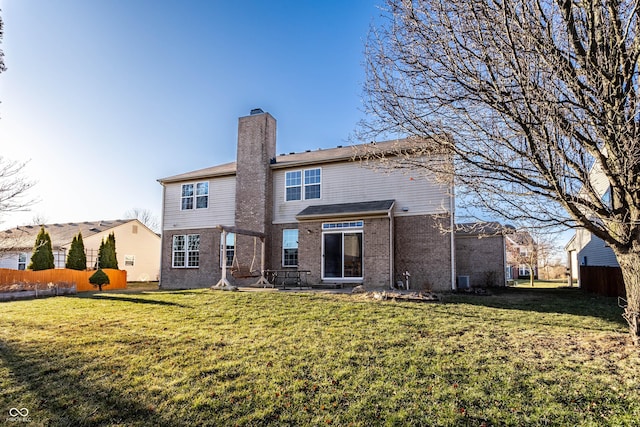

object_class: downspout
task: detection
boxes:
[158,183,166,289]
[389,205,395,289]
[450,183,456,290]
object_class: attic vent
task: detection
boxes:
[250,108,264,115]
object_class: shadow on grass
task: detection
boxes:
[79,294,191,308]
[440,286,626,328]
[0,340,175,427]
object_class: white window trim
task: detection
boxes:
[172,234,200,268]
[285,167,321,201]
[181,181,209,210]
[282,229,299,267]
[321,220,364,281]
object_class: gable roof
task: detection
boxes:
[157,138,432,184]
[0,219,141,251]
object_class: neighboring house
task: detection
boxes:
[158,109,459,291]
[505,230,538,281]
[564,158,622,287]
[0,219,160,281]
[565,228,619,287]
[454,222,509,288]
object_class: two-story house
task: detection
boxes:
[158,110,456,291]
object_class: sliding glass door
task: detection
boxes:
[323,231,363,279]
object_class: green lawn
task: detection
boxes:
[1,287,639,426]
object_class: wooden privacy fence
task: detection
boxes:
[0,268,127,293]
[579,266,625,298]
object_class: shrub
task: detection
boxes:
[28,227,55,270]
[97,232,118,269]
[65,232,87,270]
[89,268,110,291]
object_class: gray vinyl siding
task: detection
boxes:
[577,232,619,267]
[273,161,450,224]
[162,176,236,231]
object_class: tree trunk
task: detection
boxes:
[616,249,640,346]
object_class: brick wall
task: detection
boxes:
[297,221,323,285]
[160,228,222,289]
[363,217,391,288]
[394,215,453,292]
[455,234,506,287]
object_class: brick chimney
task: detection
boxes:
[234,108,276,236]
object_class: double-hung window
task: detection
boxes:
[181,182,209,210]
[285,171,302,201]
[304,168,321,199]
[172,234,200,268]
[282,229,299,267]
[285,168,321,201]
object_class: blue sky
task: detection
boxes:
[0,0,380,228]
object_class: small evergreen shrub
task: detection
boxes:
[89,268,110,291]
[65,232,87,270]
[28,227,55,271]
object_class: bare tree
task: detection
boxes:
[124,208,159,233]
[361,0,640,344]
[534,232,565,281]
[0,10,6,75]
[0,157,36,224]
[30,213,48,226]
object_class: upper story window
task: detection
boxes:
[285,168,321,201]
[181,182,209,210]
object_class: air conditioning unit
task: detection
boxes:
[457,275,470,289]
